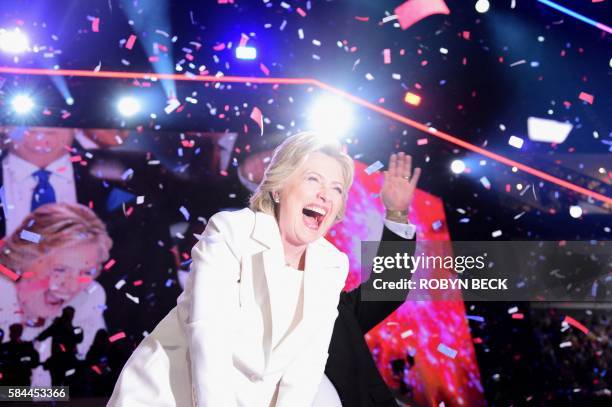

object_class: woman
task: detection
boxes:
[0,203,113,386]
[108,132,355,406]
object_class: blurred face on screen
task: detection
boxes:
[6,127,74,168]
[276,152,344,248]
[16,242,103,321]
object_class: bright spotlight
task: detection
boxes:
[475,0,490,13]
[117,97,141,117]
[0,28,30,54]
[66,97,75,106]
[11,95,35,114]
[308,96,353,138]
[569,205,582,218]
[236,46,257,60]
[450,159,466,174]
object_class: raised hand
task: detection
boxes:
[381,152,421,212]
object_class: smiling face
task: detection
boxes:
[15,242,103,321]
[7,127,74,168]
[275,152,346,248]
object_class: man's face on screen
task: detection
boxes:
[276,152,344,247]
[16,242,102,321]
[7,127,75,166]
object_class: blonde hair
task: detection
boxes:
[249,132,354,221]
[0,203,113,274]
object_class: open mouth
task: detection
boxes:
[44,290,68,307]
[302,205,327,230]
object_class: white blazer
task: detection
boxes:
[108,208,349,407]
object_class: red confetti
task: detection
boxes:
[250,107,264,136]
[564,316,589,335]
[578,91,594,105]
[355,16,370,21]
[512,313,524,320]
[91,365,102,375]
[260,63,270,76]
[0,264,19,281]
[133,280,143,286]
[109,332,126,343]
[103,259,116,271]
[212,43,226,51]
[70,155,82,162]
[92,18,100,32]
[125,35,137,50]
[239,33,249,47]
[394,0,450,31]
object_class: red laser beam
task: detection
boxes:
[0,66,610,206]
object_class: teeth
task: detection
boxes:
[305,205,327,216]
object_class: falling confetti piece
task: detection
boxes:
[103,259,116,271]
[480,176,491,190]
[92,17,100,32]
[364,161,384,175]
[400,329,414,338]
[508,135,524,149]
[179,206,190,221]
[383,48,391,64]
[394,0,450,31]
[260,63,270,76]
[115,279,126,290]
[491,230,502,238]
[437,343,458,358]
[125,34,137,50]
[250,107,264,136]
[563,316,589,335]
[109,332,126,342]
[0,264,19,281]
[578,91,594,104]
[19,230,41,244]
[527,117,573,144]
[126,293,139,303]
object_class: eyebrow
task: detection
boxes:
[305,170,344,187]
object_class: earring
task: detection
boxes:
[273,195,280,203]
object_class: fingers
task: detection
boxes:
[388,153,398,177]
[409,167,422,189]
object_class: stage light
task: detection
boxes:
[117,97,141,117]
[11,94,34,114]
[569,205,582,218]
[404,92,421,106]
[0,28,29,54]
[475,0,490,13]
[236,46,257,60]
[307,95,353,138]
[450,159,466,174]
[66,97,75,106]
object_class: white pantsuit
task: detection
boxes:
[108,208,349,407]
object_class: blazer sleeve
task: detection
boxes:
[275,253,349,407]
[340,224,416,334]
[176,212,242,407]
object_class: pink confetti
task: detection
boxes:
[296,7,307,17]
[250,107,264,136]
[355,16,370,22]
[125,35,137,50]
[70,155,82,162]
[109,332,126,343]
[417,138,428,145]
[462,31,470,40]
[92,18,100,32]
[213,43,226,51]
[578,91,594,104]
[260,63,270,76]
[0,264,19,281]
[564,316,589,335]
[239,33,249,47]
[91,365,102,375]
[383,48,391,64]
[394,0,450,31]
[103,259,116,271]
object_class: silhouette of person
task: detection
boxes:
[0,324,40,386]
[35,306,83,386]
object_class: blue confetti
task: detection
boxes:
[437,343,458,359]
[364,160,384,175]
[20,230,42,244]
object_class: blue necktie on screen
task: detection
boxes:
[31,169,56,211]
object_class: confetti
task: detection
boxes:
[527,117,573,144]
[383,48,391,64]
[508,135,524,149]
[19,230,41,244]
[0,264,19,281]
[437,343,458,359]
[479,176,491,190]
[394,0,450,31]
[250,107,264,136]
[92,17,100,32]
[364,161,384,175]
[179,206,190,221]
[125,34,137,50]
[563,316,589,335]
[109,332,126,343]
[578,91,594,104]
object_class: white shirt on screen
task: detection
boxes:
[2,153,77,235]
